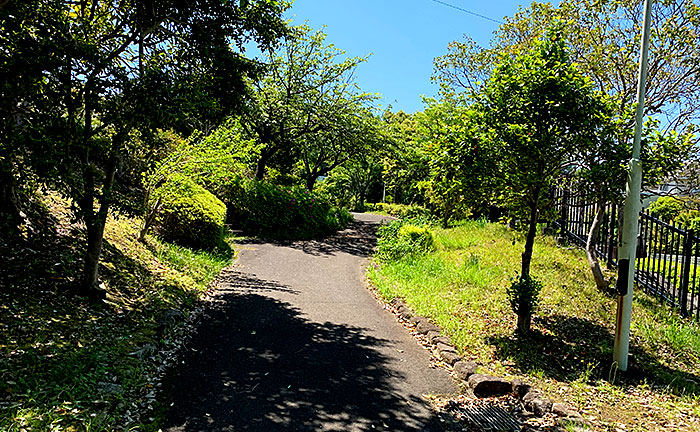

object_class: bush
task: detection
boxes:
[376,219,435,261]
[154,178,226,250]
[506,275,543,333]
[228,180,352,239]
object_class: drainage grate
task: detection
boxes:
[449,403,522,432]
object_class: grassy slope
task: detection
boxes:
[0,193,234,431]
[369,219,700,432]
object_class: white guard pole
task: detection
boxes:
[614,0,653,372]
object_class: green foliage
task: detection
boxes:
[376,219,435,261]
[648,197,688,222]
[139,122,253,241]
[480,25,612,278]
[416,100,495,225]
[368,202,433,220]
[154,178,226,250]
[647,196,700,232]
[506,275,543,318]
[380,110,430,206]
[244,24,377,180]
[228,180,352,239]
[319,154,384,211]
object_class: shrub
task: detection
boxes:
[506,275,543,333]
[376,219,435,261]
[228,180,352,239]
[154,178,226,250]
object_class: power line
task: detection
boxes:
[429,0,504,25]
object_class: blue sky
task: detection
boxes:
[284,0,540,113]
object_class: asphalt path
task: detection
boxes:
[160,213,457,431]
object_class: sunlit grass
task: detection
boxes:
[369,219,700,431]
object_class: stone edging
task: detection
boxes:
[387,298,589,429]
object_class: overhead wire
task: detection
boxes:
[429,0,504,24]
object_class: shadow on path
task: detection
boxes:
[161,271,443,431]
[236,217,389,259]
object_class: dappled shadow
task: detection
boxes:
[160,271,443,431]
[488,314,700,397]
[236,215,389,259]
[216,268,300,295]
[0,198,84,293]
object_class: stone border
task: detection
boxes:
[387,298,588,429]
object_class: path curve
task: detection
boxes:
[161,213,457,431]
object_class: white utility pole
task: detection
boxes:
[614,0,653,372]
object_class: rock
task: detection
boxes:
[97,382,123,395]
[527,397,553,417]
[408,315,422,325]
[468,374,512,397]
[398,307,413,320]
[436,342,456,352]
[433,336,451,345]
[522,389,541,403]
[416,320,440,334]
[391,298,406,308]
[426,330,441,342]
[453,361,478,380]
[439,350,461,365]
[511,379,532,398]
[552,403,579,418]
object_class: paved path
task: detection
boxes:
[161,213,457,431]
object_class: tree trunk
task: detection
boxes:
[517,195,540,333]
[138,196,161,242]
[521,198,539,280]
[0,166,22,227]
[586,202,609,291]
[305,174,316,191]
[516,312,532,335]
[79,125,123,299]
[255,148,275,180]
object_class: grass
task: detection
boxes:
[369,219,700,432]
[0,192,235,431]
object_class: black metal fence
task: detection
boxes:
[552,189,700,320]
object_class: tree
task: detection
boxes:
[242,25,376,180]
[139,122,253,241]
[572,116,693,291]
[0,0,68,227]
[379,110,429,206]
[436,0,700,139]
[1,0,288,297]
[436,0,699,292]
[480,27,612,332]
[415,99,496,227]
[297,106,379,191]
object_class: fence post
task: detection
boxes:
[560,189,569,240]
[607,203,617,268]
[680,229,694,317]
